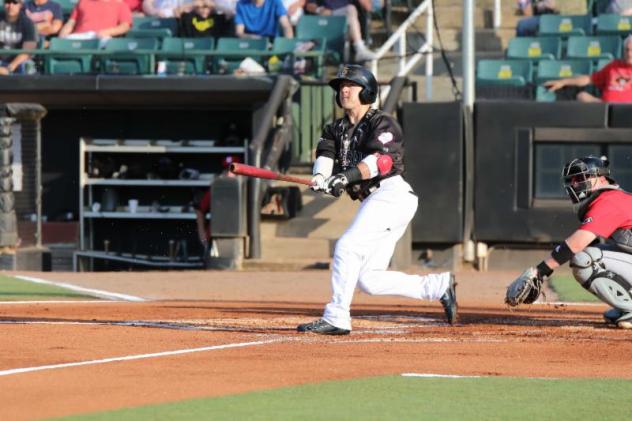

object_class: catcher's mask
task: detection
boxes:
[562,155,614,203]
[329,64,378,107]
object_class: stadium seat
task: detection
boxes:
[99,38,160,75]
[296,15,347,64]
[270,37,326,77]
[595,58,611,70]
[596,14,632,37]
[132,17,178,37]
[535,85,557,102]
[127,28,173,41]
[535,59,592,84]
[538,15,593,37]
[476,59,533,86]
[566,35,622,61]
[44,38,100,75]
[506,36,562,61]
[56,0,79,18]
[157,37,214,75]
[214,37,268,74]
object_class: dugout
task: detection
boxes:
[0,75,294,271]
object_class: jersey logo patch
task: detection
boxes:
[582,217,593,224]
[378,132,393,144]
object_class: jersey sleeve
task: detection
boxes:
[364,114,403,168]
[315,122,336,160]
[581,197,624,238]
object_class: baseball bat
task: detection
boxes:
[230,163,313,186]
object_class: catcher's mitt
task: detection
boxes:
[505,267,545,307]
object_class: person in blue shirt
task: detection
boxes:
[234,0,293,39]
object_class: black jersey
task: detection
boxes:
[315,109,405,200]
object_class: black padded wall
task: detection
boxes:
[402,102,463,243]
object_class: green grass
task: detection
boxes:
[57,375,632,420]
[549,275,599,303]
[0,274,96,301]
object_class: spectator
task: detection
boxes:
[24,0,64,40]
[305,0,376,62]
[123,0,144,14]
[607,0,632,15]
[516,0,557,37]
[179,0,230,37]
[544,35,632,103]
[143,0,193,18]
[59,0,132,40]
[282,0,304,26]
[0,0,38,75]
[234,0,293,39]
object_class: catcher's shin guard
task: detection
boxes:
[571,247,632,312]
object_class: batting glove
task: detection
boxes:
[310,174,327,192]
[324,173,349,197]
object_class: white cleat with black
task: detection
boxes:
[439,273,458,325]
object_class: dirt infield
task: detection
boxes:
[1,269,631,420]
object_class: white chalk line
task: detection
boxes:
[12,275,145,302]
[0,338,286,377]
[0,300,122,305]
[402,373,558,380]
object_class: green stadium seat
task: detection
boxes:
[566,35,622,61]
[296,15,347,64]
[99,38,160,75]
[538,15,593,37]
[596,14,632,37]
[476,59,533,86]
[270,37,326,77]
[44,38,100,75]
[535,60,592,84]
[214,37,268,74]
[127,28,173,40]
[506,36,562,61]
[56,0,79,18]
[596,57,612,70]
[157,37,214,75]
[132,17,178,37]
[535,85,557,101]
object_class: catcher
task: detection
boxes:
[506,155,632,329]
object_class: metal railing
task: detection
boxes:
[369,0,433,101]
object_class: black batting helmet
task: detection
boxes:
[329,64,378,107]
[562,155,614,203]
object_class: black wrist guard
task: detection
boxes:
[536,261,554,278]
[342,167,362,184]
[551,241,574,265]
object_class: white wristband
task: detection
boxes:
[313,156,334,178]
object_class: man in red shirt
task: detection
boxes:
[510,156,632,329]
[58,0,132,40]
[544,35,632,103]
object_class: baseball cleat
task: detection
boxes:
[616,312,632,329]
[439,273,458,325]
[297,319,350,335]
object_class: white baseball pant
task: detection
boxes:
[322,175,451,331]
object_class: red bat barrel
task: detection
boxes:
[230,163,313,186]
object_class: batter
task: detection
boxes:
[297,64,458,335]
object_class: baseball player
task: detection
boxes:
[297,64,458,335]
[506,155,632,329]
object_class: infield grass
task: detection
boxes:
[58,375,632,420]
[0,274,96,301]
[549,275,599,303]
